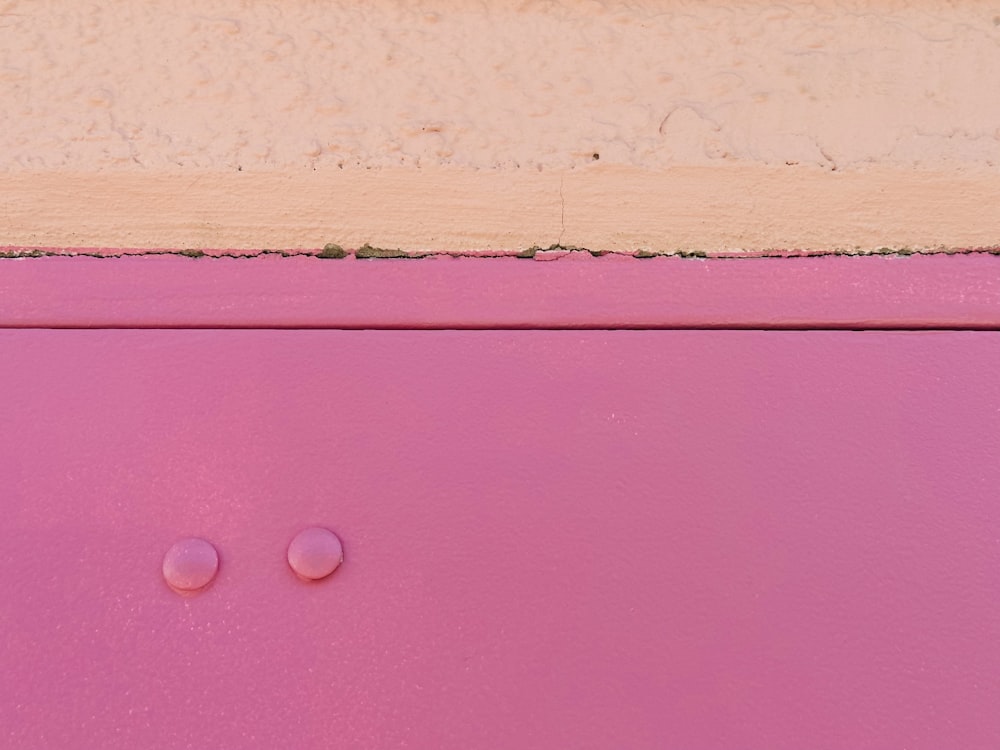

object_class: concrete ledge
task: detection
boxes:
[3,167,1000,254]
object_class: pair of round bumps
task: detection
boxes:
[162,527,343,593]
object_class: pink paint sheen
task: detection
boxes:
[2,330,999,748]
[1,253,1000,329]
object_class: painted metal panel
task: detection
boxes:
[2,330,998,748]
[2,254,1000,329]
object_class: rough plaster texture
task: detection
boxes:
[2,0,1000,252]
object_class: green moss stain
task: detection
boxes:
[318,243,347,259]
[355,244,427,259]
[516,244,610,258]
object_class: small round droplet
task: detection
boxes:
[162,537,219,593]
[287,527,344,581]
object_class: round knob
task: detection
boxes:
[162,537,219,593]
[287,527,344,581]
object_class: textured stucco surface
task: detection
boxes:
[2,0,1000,252]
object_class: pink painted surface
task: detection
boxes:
[2,330,999,748]
[2,253,1000,329]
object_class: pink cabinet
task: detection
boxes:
[3,326,999,749]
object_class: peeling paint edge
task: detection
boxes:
[3,244,1000,260]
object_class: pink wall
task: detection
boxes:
[5,3,1000,746]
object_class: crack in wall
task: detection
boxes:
[558,176,565,246]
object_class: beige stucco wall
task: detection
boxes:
[3,0,1000,253]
